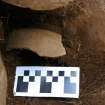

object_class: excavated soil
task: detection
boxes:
[1,0,105,105]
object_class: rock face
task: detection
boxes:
[8,29,66,57]
[2,0,73,10]
[0,52,7,105]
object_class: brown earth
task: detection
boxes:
[1,0,105,105]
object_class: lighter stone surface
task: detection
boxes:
[8,29,66,57]
[0,52,7,105]
[2,0,73,10]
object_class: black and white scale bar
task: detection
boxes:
[14,66,80,98]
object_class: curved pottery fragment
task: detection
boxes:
[2,0,73,10]
[8,29,66,57]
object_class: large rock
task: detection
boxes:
[2,0,73,10]
[0,52,7,105]
[8,29,66,57]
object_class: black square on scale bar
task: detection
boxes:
[24,70,29,76]
[29,76,35,82]
[35,70,41,76]
[59,71,64,76]
[47,71,53,76]
[53,77,58,82]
